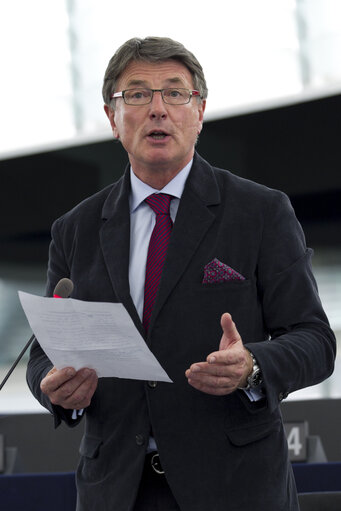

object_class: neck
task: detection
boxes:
[134,168,181,190]
[129,154,193,190]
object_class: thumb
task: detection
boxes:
[219,313,242,350]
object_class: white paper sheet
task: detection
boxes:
[19,291,172,383]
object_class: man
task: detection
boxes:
[27,37,336,511]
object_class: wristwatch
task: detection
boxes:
[243,351,263,390]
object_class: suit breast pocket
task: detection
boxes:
[200,278,252,291]
[192,278,256,328]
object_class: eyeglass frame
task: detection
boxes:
[110,88,201,105]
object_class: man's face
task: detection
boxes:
[105,60,206,180]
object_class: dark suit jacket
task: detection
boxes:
[27,152,336,511]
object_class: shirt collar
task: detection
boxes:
[129,160,193,213]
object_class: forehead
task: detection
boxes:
[116,59,194,90]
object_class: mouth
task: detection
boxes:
[147,130,170,140]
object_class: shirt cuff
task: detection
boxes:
[243,388,264,402]
[72,408,84,420]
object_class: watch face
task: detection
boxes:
[249,368,262,388]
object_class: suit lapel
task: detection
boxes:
[99,168,144,336]
[148,154,221,332]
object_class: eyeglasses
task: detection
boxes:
[110,88,201,106]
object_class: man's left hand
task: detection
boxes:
[185,313,253,395]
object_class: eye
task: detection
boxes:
[168,88,183,98]
[126,89,150,100]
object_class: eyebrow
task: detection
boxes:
[125,77,186,88]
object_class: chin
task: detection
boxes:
[145,150,174,167]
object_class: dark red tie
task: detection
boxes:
[142,193,173,331]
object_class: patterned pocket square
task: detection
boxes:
[202,258,246,284]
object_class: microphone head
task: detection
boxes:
[53,278,74,298]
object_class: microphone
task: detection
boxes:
[0,278,74,391]
[53,278,74,298]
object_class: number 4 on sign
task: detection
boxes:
[287,427,303,456]
[284,422,308,462]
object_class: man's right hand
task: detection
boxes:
[40,366,98,410]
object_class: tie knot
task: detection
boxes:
[145,193,172,215]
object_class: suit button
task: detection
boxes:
[135,434,145,446]
[148,381,157,388]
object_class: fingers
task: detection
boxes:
[219,313,242,351]
[186,348,252,396]
[41,367,76,394]
[185,371,238,396]
[40,367,98,410]
[185,354,246,396]
[186,313,251,395]
[186,317,250,395]
[207,346,244,366]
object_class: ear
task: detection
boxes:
[197,99,206,135]
[104,104,120,139]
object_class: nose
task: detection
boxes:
[149,90,167,119]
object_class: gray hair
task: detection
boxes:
[102,36,208,107]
